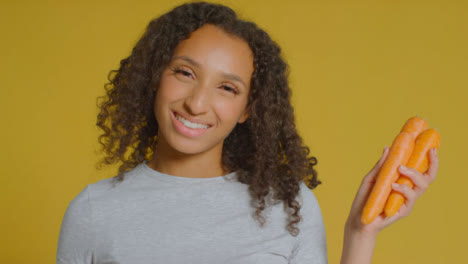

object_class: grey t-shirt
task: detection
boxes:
[57,161,328,263]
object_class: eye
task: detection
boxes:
[171,66,194,79]
[221,84,238,94]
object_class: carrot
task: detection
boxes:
[384,128,440,217]
[400,116,429,139]
[361,132,415,224]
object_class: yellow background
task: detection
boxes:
[2,0,467,263]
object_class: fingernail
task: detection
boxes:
[399,165,408,172]
[392,183,399,188]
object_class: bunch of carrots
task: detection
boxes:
[361,116,440,225]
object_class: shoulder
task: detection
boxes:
[296,181,326,234]
[298,181,321,213]
[64,184,92,217]
[66,163,146,211]
[87,163,146,198]
[289,181,328,263]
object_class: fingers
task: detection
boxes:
[398,165,429,192]
[391,183,417,217]
[397,147,439,194]
[380,208,403,227]
[387,148,439,221]
[425,148,439,183]
[357,148,439,231]
[392,183,417,203]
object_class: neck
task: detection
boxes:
[147,138,229,179]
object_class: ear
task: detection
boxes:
[238,107,249,124]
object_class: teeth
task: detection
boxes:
[176,114,209,129]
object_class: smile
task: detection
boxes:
[171,111,213,138]
[175,113,210,129]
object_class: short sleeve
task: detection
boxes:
[289,182,328,264]
[56,185,95,264]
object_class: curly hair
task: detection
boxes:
[95,1,321,237]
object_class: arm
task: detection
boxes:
[340,147,439,264]
[57,185,95,264]
[290,182,328,264]
[340,227,376,264]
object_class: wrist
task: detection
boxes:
[341,227,377,264]
[345,229,377,244]
[344,221,378,241]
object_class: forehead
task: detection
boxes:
[171,24,254,85]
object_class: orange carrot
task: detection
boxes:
[384,128,441,216]
[361,132,415,224]
[400,116,429,139]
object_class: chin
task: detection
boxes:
[168,136,217,155]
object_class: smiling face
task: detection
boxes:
[153,24,254,157]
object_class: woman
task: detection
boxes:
[57,2,439,263]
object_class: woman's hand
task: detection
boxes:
[340,146,439,264]
[346,146,439,237]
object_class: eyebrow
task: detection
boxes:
[172,55,248,88]
[173,55,201,68]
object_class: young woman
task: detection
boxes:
[57,2,439,263]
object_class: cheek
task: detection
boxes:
[156,77,187,105]
[214,99,246,124]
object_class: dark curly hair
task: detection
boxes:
[95,1,321,236]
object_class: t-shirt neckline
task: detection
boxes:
[140,160,237,183]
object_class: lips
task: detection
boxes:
[171,111,213,138]
[172,111,213,127]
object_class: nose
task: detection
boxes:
[183,83,211,115]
